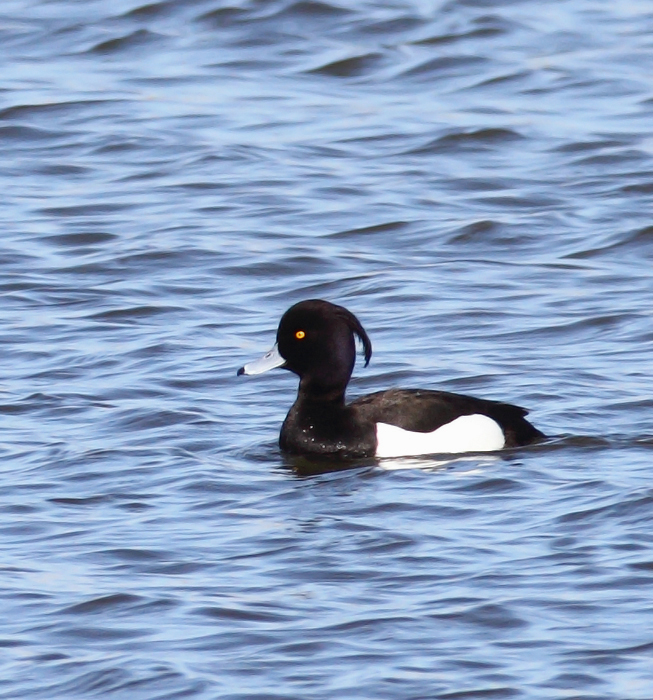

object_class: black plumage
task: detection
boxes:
[238,299,544,459]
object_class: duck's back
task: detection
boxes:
[351,388,544,449]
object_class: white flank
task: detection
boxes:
[375,414,505,458]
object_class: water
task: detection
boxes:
[2,0,653,697]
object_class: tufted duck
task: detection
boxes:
[238,299,544,459]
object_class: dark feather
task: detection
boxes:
[352,389,544,447]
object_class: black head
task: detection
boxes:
[277,299,372,398]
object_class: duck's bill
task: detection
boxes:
[237,344,286,376]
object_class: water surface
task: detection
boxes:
[2,0,653,697]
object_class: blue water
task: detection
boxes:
[2,0,653,697]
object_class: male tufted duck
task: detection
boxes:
[238,299,544,459]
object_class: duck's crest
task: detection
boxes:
[333,303,372,367]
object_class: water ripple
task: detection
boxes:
[2,0,653,698]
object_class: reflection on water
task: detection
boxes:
[2,0,653,698]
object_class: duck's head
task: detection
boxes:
[238,299,372,398]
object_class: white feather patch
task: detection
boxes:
[375,414,505,458]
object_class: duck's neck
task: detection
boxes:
[297,377,347,405]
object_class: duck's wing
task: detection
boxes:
[350,388,544,447]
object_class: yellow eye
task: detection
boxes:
[295,330,305,339]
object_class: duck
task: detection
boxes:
[237,299,545,459]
